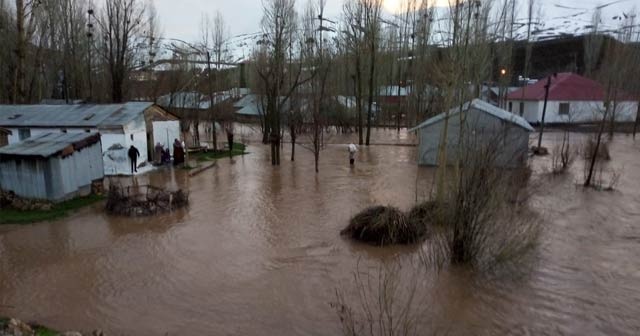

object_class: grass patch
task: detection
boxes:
[0,317,59,336]
[33,325,59,336]
[192,143,248,162]
[0,194,104,225]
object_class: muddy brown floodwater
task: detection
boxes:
[1,129,640,335]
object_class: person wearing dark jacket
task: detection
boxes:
[128,145,140,173]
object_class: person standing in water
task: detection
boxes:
[128,145,140,173]
[348,143,357,166]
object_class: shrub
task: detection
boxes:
[341,206,426,246]
[582,137,610,161]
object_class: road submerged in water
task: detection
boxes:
[1,129,640,335]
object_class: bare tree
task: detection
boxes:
[300,0,332,172]
[96,0,147,103]
[342,0,366,145]
[363,0,382,146]
[256,0,310,165]
[12,0,40,103]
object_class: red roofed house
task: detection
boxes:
[506,72,638,124]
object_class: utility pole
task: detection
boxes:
[537,74,555,150]
[87,8,94,102]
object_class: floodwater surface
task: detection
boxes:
[1,129,640,335]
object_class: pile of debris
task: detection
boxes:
[105,184,189,216]
[0,190,52,211]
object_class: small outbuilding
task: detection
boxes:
[410,99,534,167]
[0,132,104,202]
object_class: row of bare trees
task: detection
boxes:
[0,0,158,104]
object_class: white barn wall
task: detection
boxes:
[101,133,129,175]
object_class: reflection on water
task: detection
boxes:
[1,130,640,335]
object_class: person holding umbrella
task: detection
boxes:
[348,143,357,166]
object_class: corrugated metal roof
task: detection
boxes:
[0,102,154,128]
[234,94,264,116]
[0,132,100,158]
[410,99,534,132]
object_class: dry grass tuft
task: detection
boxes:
[341,206,428,246]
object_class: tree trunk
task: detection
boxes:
[12,0,26,104]
[585,84,611,187]
[206,52,218,151]
[633,100,640,139]
[365,40,376,146]
[608,98,618,138]
[355,57,364,145]
[290,132,296,161]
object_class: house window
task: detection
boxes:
[18,128,31,141]
[508,102,513,112]
[519,102,524,116]
[559,103,570,115]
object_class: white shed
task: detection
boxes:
[410,99,534,167]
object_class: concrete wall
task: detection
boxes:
[417,108,530,167]
[508,99,638,123]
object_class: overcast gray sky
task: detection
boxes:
[153,0,636,47]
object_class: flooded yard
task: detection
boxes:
[1,129,640,335]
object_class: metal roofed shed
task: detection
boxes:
[410,99,534,167]
[0,133,104,202]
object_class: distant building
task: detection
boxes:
[0,133,104,202]
[410,99,533,167]
[0,102,179,175]
[506,72,638,124]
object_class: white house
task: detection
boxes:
[506,72,638,124]
[0,102,180,175]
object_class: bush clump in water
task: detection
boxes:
[341,205,428,246]
[407,201,441,231]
